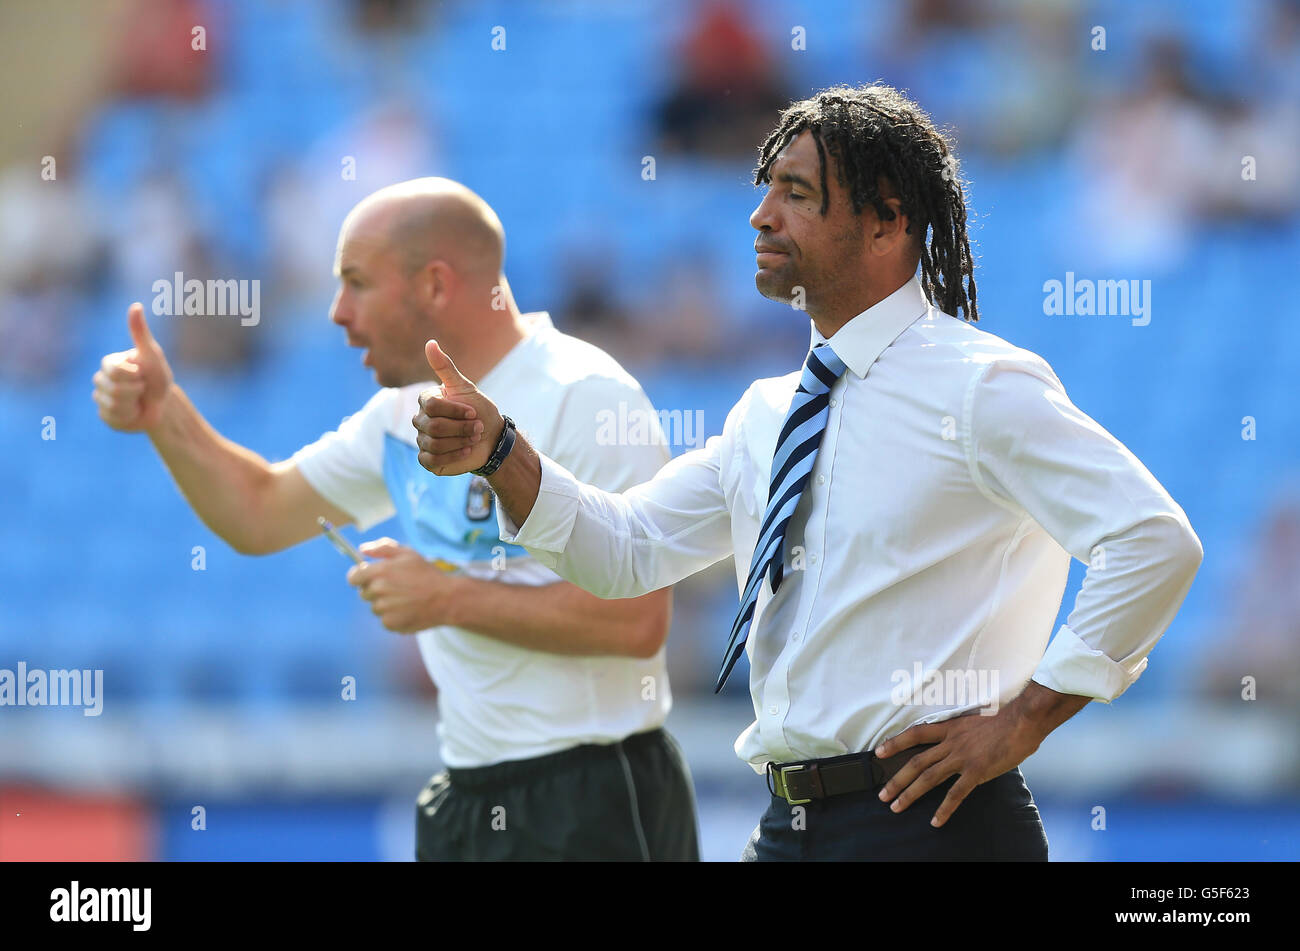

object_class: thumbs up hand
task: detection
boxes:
[412,339,497,476]
[92,302,176,432]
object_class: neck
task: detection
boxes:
[413,275,527,384]
[809,274,912,339]
[437,306,526,384]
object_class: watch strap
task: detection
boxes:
[471,416,517,477]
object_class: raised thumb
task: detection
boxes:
[128,302,156,350]
[425,339,469,388]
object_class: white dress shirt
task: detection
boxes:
[292,313,673,768]
[499,280,1203,774]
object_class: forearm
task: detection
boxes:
[147,384,279,553]
[496,445,735,600]
[444,574,670,658]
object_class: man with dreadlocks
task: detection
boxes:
[411,85,1202,861]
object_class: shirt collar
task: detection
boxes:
[523,310,553,331]
[809,277,930,379]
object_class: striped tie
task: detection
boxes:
[715,344,847,692]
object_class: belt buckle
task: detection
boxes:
[777,763,813,805]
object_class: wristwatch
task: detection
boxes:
[471,416,517,477]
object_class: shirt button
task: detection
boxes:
[816,475,825,485]
[769,705,779,715]
[809,552,818,563]
[829,398,837,408]
[791,630,801,641]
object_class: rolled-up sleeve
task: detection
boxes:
[498,436,735,599]
[968,358,1203,701]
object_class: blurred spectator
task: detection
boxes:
[1063,35,1220,269]
[104,169,258,371]
[1197,94,1300,222]
[0,283,83,384]
[168,237,259,372]
[638,251,730,364]
[654,0,791,160]
[1199,489,1300,708]
[560,246,734,371]
[262,98,441,327]
[894,0,989,38]
[108,169,202,295]
[556,250,639,362]
[0,160,102,292]
[1201,0,1300,221]
[1064,25,1300,266]
[110,0,215,101]
[873,0,1083,158]
[351,0,428,34]
[1256,0,1300,100]
[0,159,103,382]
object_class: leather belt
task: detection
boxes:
[766,744,938,805]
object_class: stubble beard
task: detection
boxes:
[756,263,801,305]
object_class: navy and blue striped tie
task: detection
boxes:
[715,344,847,692]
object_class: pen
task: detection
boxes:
[317,517,364,565]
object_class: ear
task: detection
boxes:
[418,259,456,310]
[868,197,911,256]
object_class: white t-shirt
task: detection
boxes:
[291,312,673,768]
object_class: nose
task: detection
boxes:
[750,190,778,233]
[329,287,349,327]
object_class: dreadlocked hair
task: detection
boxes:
[754,84,979,322]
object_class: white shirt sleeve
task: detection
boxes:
[289,388,397,531]
[498,386,744,598]
[967,358,1203,702]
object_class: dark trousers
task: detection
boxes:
[416,727,700,861]
[741,766,1049,861]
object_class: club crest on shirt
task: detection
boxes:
[465,475,494,521]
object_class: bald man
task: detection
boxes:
[92,178,700,861]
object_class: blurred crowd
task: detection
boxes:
[5,0,1298,379]
[2,0,1299,712]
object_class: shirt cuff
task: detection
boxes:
[1030,624,1149,702]
[495,453,582,554]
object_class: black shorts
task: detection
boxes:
[415,727,700,861]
